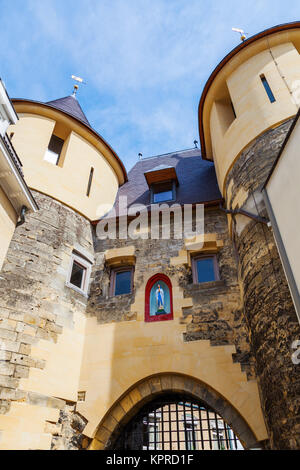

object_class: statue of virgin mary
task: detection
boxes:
[155,284,165,314]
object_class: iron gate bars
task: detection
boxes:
[113,393,243,450]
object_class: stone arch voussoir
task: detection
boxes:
[89,372,261,450]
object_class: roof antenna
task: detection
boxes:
[138,152,143,160]
[194,140,198,148]
[232,27,247,42]
[71,75,87,97]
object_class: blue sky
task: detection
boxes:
[0,0,300,171]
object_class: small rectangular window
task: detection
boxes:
[70,261,86,289]
[151,181,175,203]
[260,75,276,103]
[192,255,219,284]
[110,267,134,296]
[86,167,94,197]
[66,252,92,296]
[77,391,86,402]
[44,135,64,165]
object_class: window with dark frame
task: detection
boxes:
[44,134,64,165]
[260,74,276,103]
[110,267,134,296]
[151,181,175,203]
[192,255,219,284]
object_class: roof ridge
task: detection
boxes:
[139,147,200,161]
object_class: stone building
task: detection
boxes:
[0,21,300,450]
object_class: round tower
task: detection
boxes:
[198,22,300,449]
[10,93,127,220]
[0,92,127,450]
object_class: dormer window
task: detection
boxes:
[44,134,64,165]
[144,164,178,204]
[151,181,175,203]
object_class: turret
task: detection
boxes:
[9,92,127,220]
[199,21,300,196]
[0,90,127,450]
[198,22,300,449]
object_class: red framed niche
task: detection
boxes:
[145,273,174,323]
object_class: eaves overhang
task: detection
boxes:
[144,165,179,187]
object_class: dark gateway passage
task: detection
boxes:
[112,394,244,450]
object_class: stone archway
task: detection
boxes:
[89,373,262,450]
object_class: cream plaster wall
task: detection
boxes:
[0,403,59,450]
[266,117,300,305]
[0,186,17,270]
[9,112,119,220]
[77,272,268,443]
[204,34,300,194]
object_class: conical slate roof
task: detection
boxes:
[46,95,90,126]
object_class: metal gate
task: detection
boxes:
[113,394,244,450]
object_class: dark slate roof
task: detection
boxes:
[110,148,222,216]
[46,95,90,126]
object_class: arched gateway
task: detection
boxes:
[112,393,243,450]
[89,373,261,450]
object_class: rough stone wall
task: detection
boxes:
[50,404,90,450]
[225,119,300,449]
[225,119,294,209]
[0,191,92,448]
[88,207,254,379]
